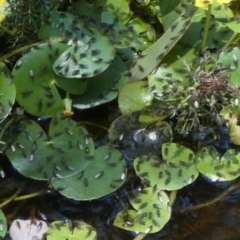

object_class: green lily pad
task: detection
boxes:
[0,72,15,123]
[12,41,88,117]
[134,143,199,190]
[47,220,96,240]
[72,55,128,109]
[114,186,171,233]
[0,209,7,239]
[51,146,127,200]
[53,34,115,79]
[5,116,94,181]
[118,81,154,115]
[196,146,240,181]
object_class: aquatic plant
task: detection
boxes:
[1,0,240,239]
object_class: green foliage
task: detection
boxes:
[5,116,94,181]
[0,209,7,239]
[134,143,199,190]
[0,72,15,123]
[114,186,171,233]
[47,220,97,240]
[196,146,240,181]
[52,146,127,200]
[2,0,240,238]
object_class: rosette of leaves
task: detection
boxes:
[0,209,7,239]
[114,186,171,233]
[196,146,240,181]
[134,143,199,190]
[47,220,97,240]
[12,41,88,117]
[72,55,129,109]
[0,72,15,123]
[5,115,95,181]
[51,145,127,200]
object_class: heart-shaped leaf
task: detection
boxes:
[196,146,240,181]
[5,116,94,180]
[114,186,171,233]
[134,143,199,190]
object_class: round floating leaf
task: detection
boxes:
[134,143,199,190]
[72,55,128,109]
[9,219,48,240]
[118,81,154,115]
[0,209,7,239]
[51,146,127,200]
[0,72,15,123]
[12,41,87,117]
[53,33,115,78]
[47,220,96,240]
[5,116,94,180]
[196,146,240,181]
[114,187,171,233]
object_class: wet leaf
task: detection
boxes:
[72,55,128,109]
[114,186,171,233]
[134,143,199,190]
[47,220,97,240]
[12,41,87,117]
[5,116,94,180]
[118,81,154,115]
[51,146,127,200]
[0,72,16,123]
[0,209,7,239]
[196,146,240,181]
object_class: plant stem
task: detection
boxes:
[0,188,21,208]
[224,32,238,49]
[180,177,240,213]
[80,121,109,131]
[0,26,14,35]
[0,42,43,62]
[13,190,45,201]
[201,4,212,51]
[133,233,147,240]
